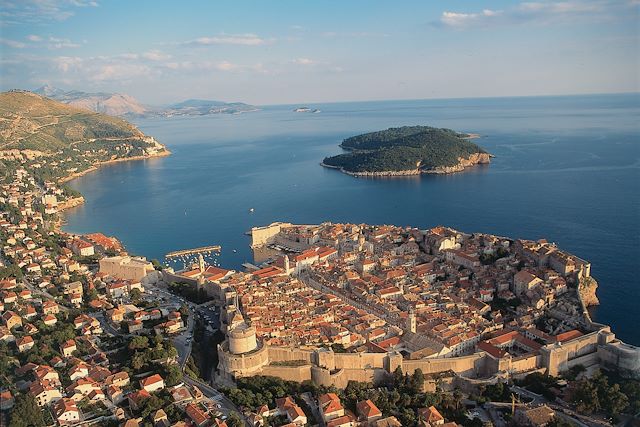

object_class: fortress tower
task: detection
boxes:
[228,320,258,355]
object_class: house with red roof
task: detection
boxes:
[140,373,165,393]
[53,398,80,425]
[127,389,151,411]
[357,399,383,423]
[418,406,445,425]
[319,393,345,422]
[185,402,210,427]
[16,335,34,352]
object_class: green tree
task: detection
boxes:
[163,364,183,387]
[130,288,143,304]
[227,412,244,427]
[129,336,150,351]
[9,394,44,427]
[601,383,629,416]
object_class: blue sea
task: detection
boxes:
[63,94,640,345]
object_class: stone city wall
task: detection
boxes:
[402,353,485,378]
[261,365,312,382]
[541,330,602,376]
[268,346,315,364]
[250,222,293,247]
[598,341,640,379]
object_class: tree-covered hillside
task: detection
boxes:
[0,90,168,184]
[0,90,143,151]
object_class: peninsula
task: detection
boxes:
[322,125,490,176]
[0,90,170,190]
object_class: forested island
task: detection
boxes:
[321,125,490,176]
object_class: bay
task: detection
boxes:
[63,93,640,345]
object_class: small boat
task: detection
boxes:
[249,208,254,213]
[233,249,237,253]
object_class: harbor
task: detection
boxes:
[165,245,222,259]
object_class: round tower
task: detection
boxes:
[228,321,258,355]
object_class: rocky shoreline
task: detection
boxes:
[321,152,492,177]
[58,148,171,184]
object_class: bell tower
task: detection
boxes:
[407,309,417,334]
[198,254,205,273]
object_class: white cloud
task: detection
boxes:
[1,0,99,24]
[91,63,150,82]
[27,34,42,42]
[216,61,236,71]
[142,50,171,61]
[439,0,631,29]
[47,36,81,49]
[54,56,83,72]
[291,58,316,66]
[440,9,502,28]
[186,33,271,46]
[0,38,26,48]
[118,53,139,60]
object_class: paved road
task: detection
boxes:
[301,392,323,426]
[22,277,67,309]
[183,375,249,426]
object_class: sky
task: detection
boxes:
[0,0,638,105]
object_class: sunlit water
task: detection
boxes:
[63,94,640,344]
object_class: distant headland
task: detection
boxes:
[321,125,491,177]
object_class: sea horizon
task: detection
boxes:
[256,90,640,109]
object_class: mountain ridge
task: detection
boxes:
[33,85,258,117]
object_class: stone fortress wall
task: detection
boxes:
[250,222,293,248]
[218,324,640,388]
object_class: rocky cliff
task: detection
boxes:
[423,152,491,174]
[578,276,600,307]
[321,152,491,177]
[57,196,85,211]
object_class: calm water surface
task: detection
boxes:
[64,94,640,345]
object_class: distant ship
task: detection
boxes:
[249,208,255,213]
[293,106,321,113]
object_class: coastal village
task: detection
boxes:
[1,166,639,427]
[0,103,638,426]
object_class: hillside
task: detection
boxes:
[0,90,169,183]
[34,85,148,117]
[322,126,489,176]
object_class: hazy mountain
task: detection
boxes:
[161,99,259,116]
[33,86,259,118]
[34,85,148,117]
